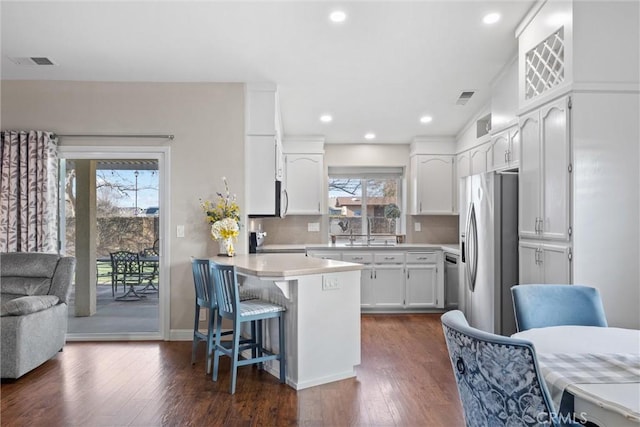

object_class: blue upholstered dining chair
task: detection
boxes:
[211,262,286,394]
[441,310,572,427]
[511,284,608,332]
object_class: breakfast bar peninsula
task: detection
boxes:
[213,253,363,390]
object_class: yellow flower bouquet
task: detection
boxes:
[201,177,240,256]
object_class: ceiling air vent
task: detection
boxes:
[456,91,475,106]
[8,56,57,66]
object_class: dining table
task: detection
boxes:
[512,325,640,427]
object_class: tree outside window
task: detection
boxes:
[328,172,402,242]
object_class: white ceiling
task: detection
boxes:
[1,1,534,144]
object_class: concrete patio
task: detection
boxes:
[67,283,159,334]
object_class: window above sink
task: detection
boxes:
[328,167,405,245]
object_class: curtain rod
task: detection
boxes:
[54,133,174,140]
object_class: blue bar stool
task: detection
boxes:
[211,263,286,394]
[190,258,256,374]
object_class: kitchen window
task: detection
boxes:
[328,167,404,243]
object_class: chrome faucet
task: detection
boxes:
[367,218,375,244]
[349,229,356,244]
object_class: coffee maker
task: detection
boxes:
[248,230,266,253]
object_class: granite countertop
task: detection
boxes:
[212,253,363,278]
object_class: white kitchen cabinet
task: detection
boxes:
[411,154,455,215]
[284,154,323,214]
[405,264,438,308]
[360,265,375,308]
[489,125,520,171]
[308,248,445,312]
[306,251,342,261]
[372,264,405,308]
[247,135,285,216]
[246,84,286,216]
[405,251,442,309]
[457,151,471,179]
[519,241,572,284]
[470,143,490,175]
[518,96,571,241]
[246,84,280,136]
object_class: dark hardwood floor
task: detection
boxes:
[1,314,464,426]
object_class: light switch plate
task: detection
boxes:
[308,222,320,232]
[177,225,185,237]
[414,222,421,232]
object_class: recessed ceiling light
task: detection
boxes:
[320,114,333,123]
[329,10,347,23]
[364,133,376,140]
[483,13,501,25]
[420,115,433,124]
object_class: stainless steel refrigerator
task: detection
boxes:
[459,172,518,336]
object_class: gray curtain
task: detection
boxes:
[0,131,59,252]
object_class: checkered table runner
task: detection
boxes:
[537,353,640,413]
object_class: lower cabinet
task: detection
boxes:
[308,249,444,311]
[405,264,438,308]
[372,264,405,308]
[519,241,572,284]
[360,265,375,308]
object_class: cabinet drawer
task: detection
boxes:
[374,252,405,264]
[308,251,342,261]
[343,252,373,264]
[406,252,438,264]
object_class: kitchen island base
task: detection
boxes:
[240,270,361,390]
[214,254,362,390]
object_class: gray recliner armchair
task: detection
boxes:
[1,252,76,379]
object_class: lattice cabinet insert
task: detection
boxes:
[525,27,565,100]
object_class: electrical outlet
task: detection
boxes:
[308,222,320,232]
[199,307,207,321]
[322,276,340,290]
[414,222,421,232]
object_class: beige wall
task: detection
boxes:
[1,80,244,331]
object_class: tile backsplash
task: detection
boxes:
[253,215,458,245]
[406,215,459,244]
[252,216,325,244]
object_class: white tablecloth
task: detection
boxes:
[513,326,640,424]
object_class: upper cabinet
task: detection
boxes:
[246,83,281,136]
[518,96,571,241]
[245,83,285,217]
[470,143,490,176]
[282,138,325,215]
[410,154,455,215]
[489,125,520,172]
[284,154,323,215]
[456,151,471,180]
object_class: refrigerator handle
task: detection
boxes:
[466,203,478,292]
